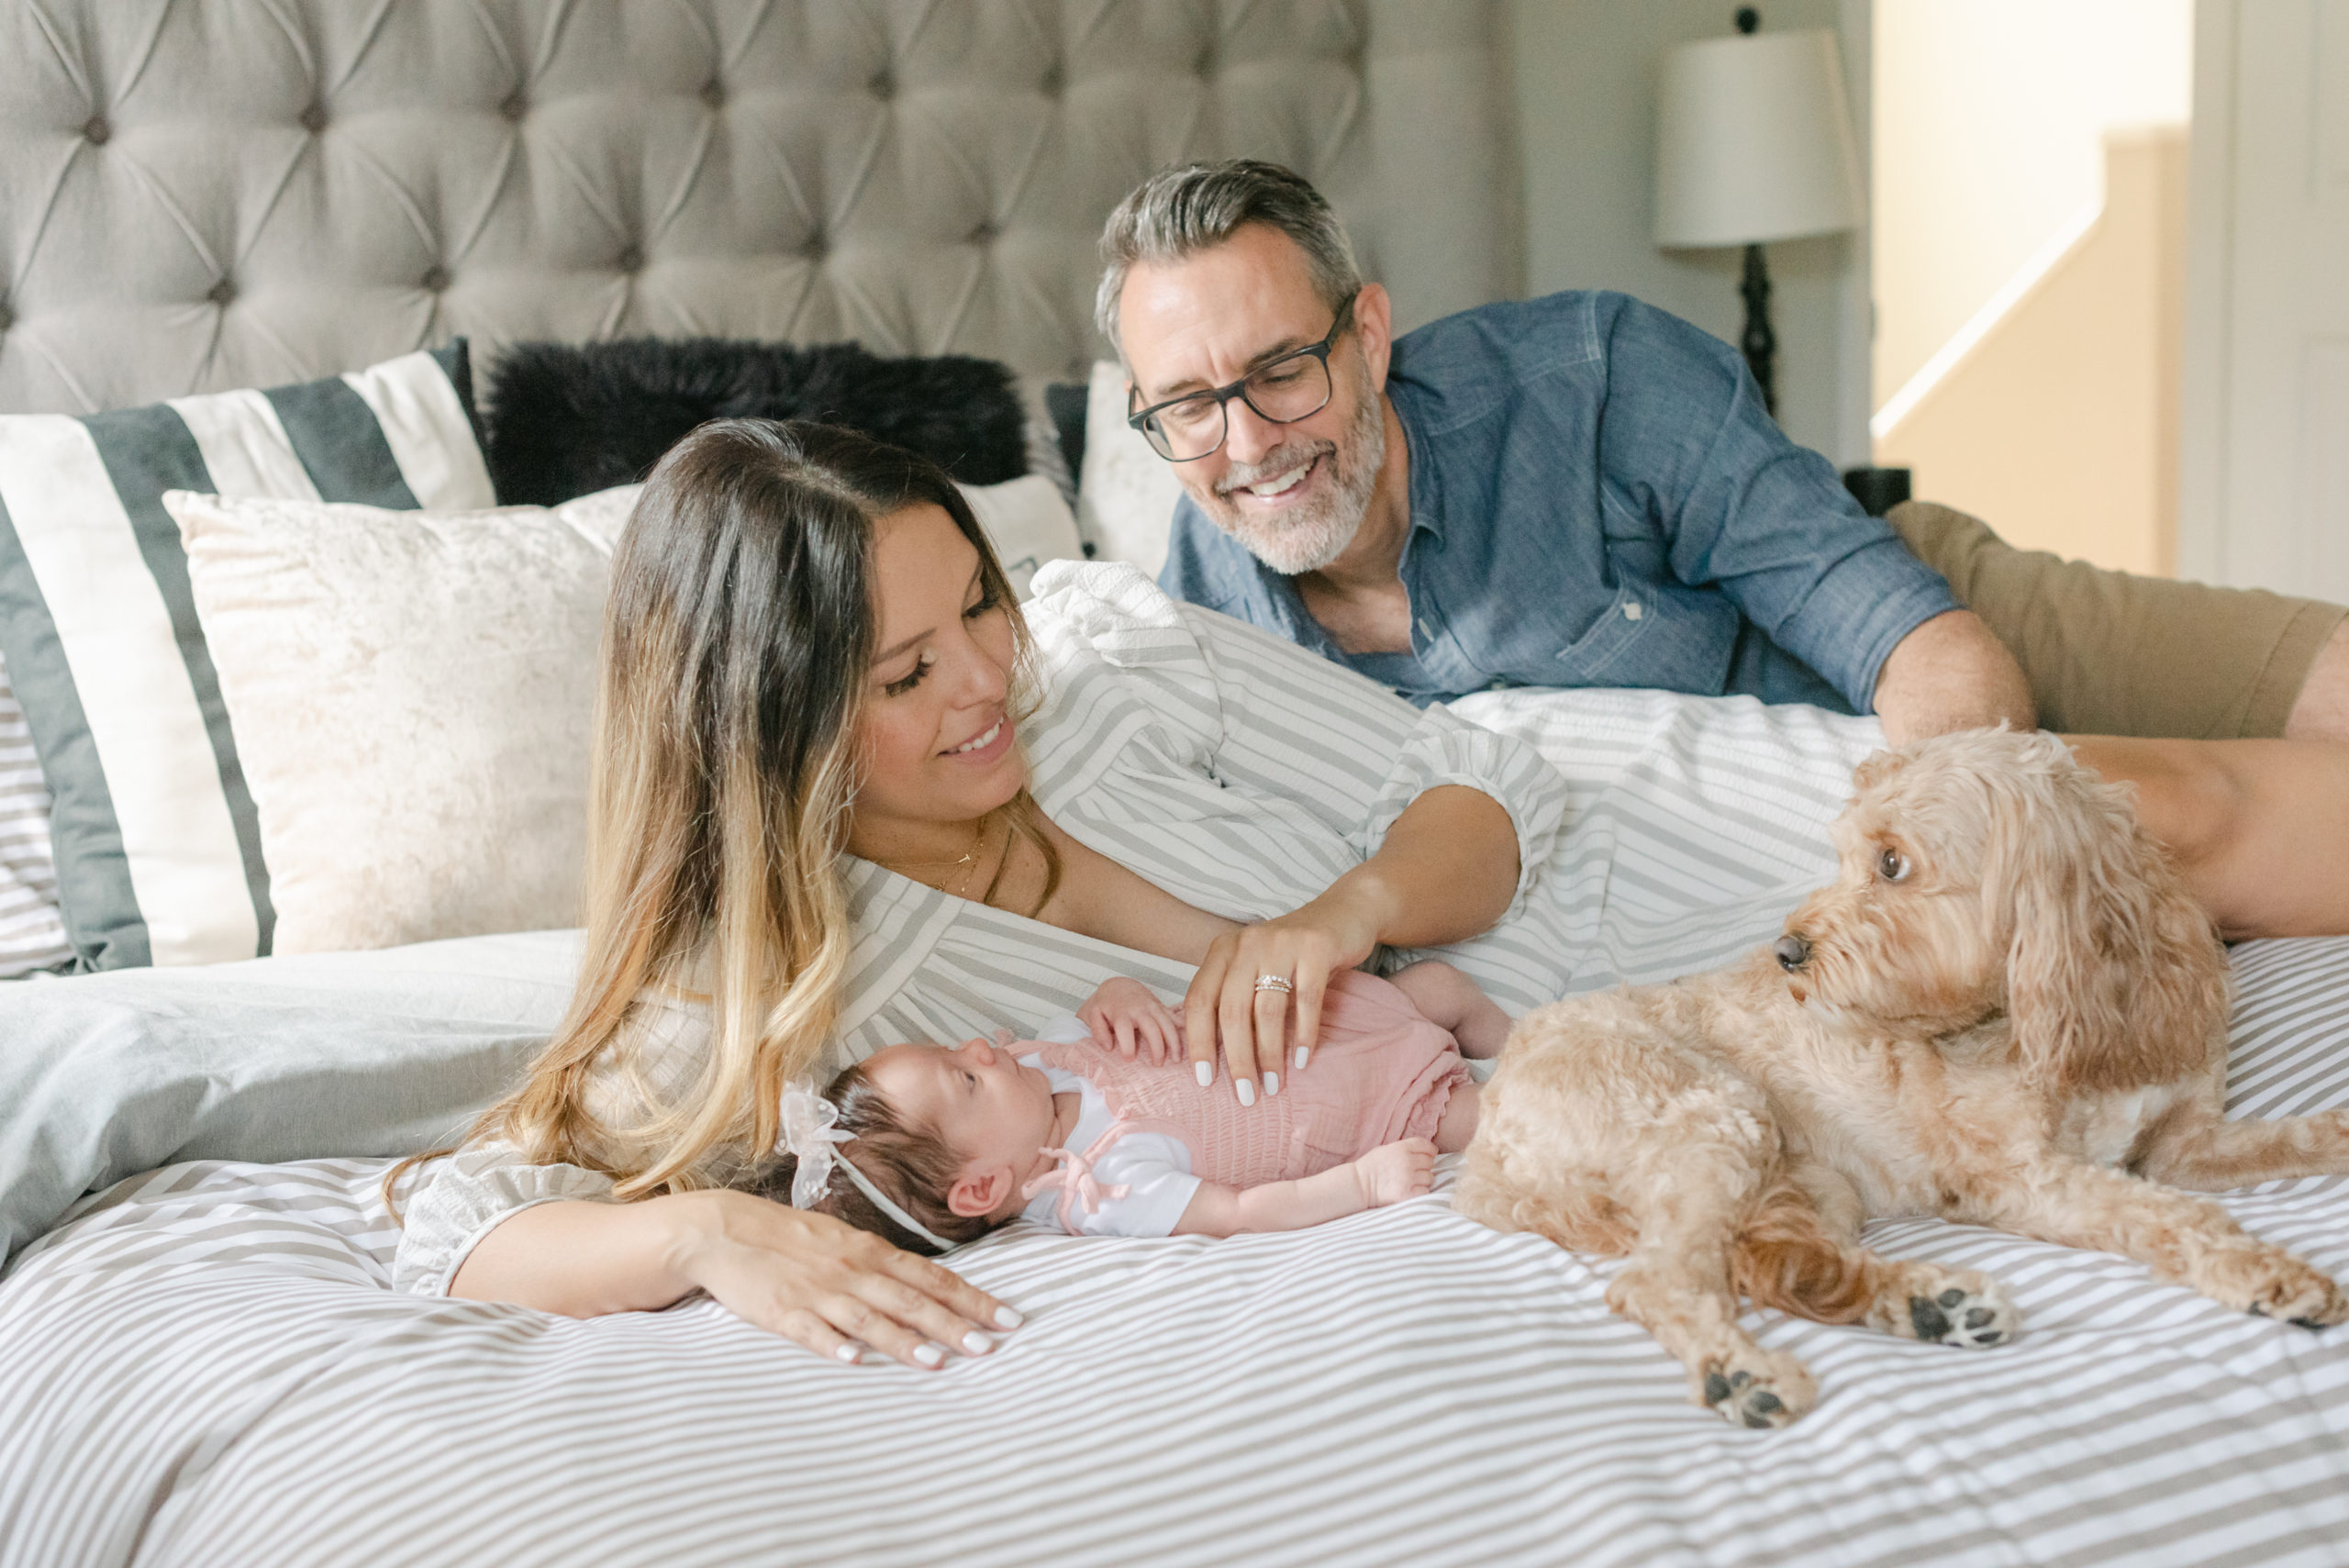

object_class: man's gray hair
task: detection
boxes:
[1094,160,1362,355]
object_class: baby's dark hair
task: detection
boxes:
[753,1060,1003,1256]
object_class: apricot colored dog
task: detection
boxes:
[1455,728,2349,1429]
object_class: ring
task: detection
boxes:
[1253,973,1293,995]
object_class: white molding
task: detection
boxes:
[1868,195,2104,440]
[2176,0,2238,584]
[1837,0,1875,467]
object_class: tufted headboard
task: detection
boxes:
[0,0,1520,417]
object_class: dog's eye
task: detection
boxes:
[1876,847,1910,883]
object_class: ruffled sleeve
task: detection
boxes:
[391,1142,618,1296]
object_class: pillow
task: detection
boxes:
[1077,360,1187,577]
[958,475,1084,599]
[0,654,71,976]
[161,473,1074,958]
[0,344,490,970]
[166,486,637,957]
[484,338,1030,506]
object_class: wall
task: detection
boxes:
[1508,0,1873,467]
[1872,0,2192,407]
[1874,129,2188,575]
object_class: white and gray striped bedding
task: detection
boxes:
[3,678,2344,1566]
[3,934,2345,1568]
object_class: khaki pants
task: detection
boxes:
[1888,501,2347,739]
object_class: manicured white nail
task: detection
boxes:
[963,1330,993,1354]
[1195,1062,1213,1088]
[1294,1046,1309,1071]
[913,1342,945,1367]
[835,1343,860,1363]
[1237,1079,1256,1107]
[994,1306,1024,1329]
[1264,1072,1281,1097]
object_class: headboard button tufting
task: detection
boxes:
[0,300,12,332]
[499,90,529,122]
[420,265,451,292]
[700,80,726,110]
[299,102,328,134]
[1040,61,1064,95]
[870,69,895,100]
[617,245,644,273]
[206,279,236,306]
[83,115,109,145]
[970,220,999,245]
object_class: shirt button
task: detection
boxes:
[1487,677,1508,692]
[1417,617,1434,639]
[1622,602,1643,621]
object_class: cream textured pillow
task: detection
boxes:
[165,485,641,956]
[1077,360,1188,576]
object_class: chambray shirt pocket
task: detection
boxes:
[1551,578,1654,684]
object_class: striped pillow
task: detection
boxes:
[0,344,492,971]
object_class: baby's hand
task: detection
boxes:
[1079,977,1184,1065]
[1353,1138,1437,1208]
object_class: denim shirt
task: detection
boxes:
[1158,291,1960,713]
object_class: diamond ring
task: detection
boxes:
[1253,973,1294,995]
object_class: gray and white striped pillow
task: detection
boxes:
[0,344,492,972]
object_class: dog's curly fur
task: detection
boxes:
[1455,728,2349,1429]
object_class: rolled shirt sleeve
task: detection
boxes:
[1595,298,1961,713]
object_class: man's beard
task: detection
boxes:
[1192,364,1386,576]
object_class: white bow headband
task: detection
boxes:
[775,1083,960,1253]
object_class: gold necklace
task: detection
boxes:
[901,817,992,898]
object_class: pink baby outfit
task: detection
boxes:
[1027,969,1470,1230]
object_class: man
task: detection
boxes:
[1098,160,2349,937]
[1105,161,2347,747]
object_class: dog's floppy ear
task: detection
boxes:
[1999,752,2228,1098]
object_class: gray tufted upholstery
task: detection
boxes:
[0,0,1519,417]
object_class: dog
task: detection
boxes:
[1453,728,2349,1429]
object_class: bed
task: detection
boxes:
[4,6,2347,1566]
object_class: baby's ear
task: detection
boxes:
[947,1164,1014,1218]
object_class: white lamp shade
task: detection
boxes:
[1654,28,1865,248]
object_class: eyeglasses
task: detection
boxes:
[1126,291,1359,462]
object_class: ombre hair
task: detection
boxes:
[400,418,1054,1207]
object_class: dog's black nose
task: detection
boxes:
[1775,933,1811,973]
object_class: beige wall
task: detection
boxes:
[1875,129,2188,575]
[1872,0,2192,406]
[1508,0,1872,466]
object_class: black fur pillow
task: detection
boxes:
[483,337,1030,506]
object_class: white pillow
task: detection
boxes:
[958,473,1084,598]
[161,473,1080,957]
[1077,360,1188,578]
[166,486,637,956]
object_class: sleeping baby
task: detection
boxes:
[765,964,1511,1251]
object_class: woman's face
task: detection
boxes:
[852,503,1025,836]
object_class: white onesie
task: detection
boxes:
[1014,1013,1201,1238]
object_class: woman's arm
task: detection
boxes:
[450,1191,1020,1369]
[1171,1139,1435,1237]
[1184,784,1519,1095]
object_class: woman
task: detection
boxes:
[395,419,1563,1370]
[396,418,2346,1372]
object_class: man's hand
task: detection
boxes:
[1870,609,2035,743]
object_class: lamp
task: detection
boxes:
[1654,8,1865,417]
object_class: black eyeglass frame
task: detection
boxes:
[1125,290,1361,462]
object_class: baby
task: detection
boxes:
[769,962,1512,1252]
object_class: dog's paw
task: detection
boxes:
[1903,1275,2018,1350]
[2210,1247,2349,1329]
[1694,1351,1816,1429]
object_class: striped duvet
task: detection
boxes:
[4,687,2347,1566]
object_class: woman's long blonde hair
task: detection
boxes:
[418,418,1047,1203]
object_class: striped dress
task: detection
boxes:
[395,560,1884,1293]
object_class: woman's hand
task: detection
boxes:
[1078,976,1184,1064]
[663,1189,1020,1369]
[1182,882,1385,1104]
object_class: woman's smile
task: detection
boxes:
[942,714,1013,763]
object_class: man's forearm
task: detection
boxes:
[1870,609,2036,743]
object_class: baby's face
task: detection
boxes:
[862,1034,1059,1185]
